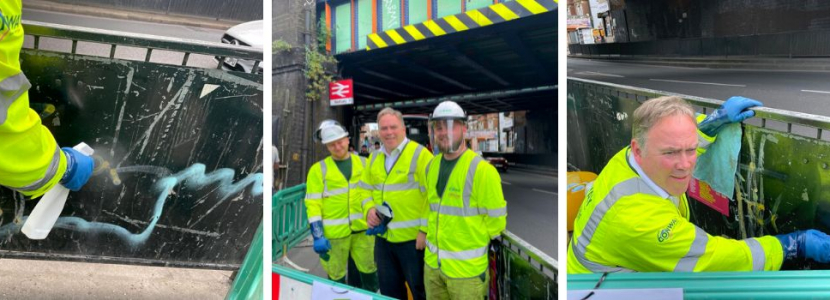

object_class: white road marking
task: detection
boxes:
[802,90,830,95]
[532,188,557,196]
[502,181,512,185]
[649,79,746,87]
[577,71,625,78]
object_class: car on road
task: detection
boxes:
[217,20,263,74]
[484,154,508,173]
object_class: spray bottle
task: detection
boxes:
[22,143,94,240]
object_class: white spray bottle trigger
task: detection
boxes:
[21,143,94,240]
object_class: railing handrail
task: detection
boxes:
[569,77,830,136]
[22,21,263,62]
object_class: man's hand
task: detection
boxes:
[60,147,94,191]
[367,207,380,227]
[416,231,426,250]
[722,96,763,123]
[777,229,830,263]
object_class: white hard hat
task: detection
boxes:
[431,101,466,120]
[314,120,349,144]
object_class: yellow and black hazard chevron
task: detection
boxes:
[367,0,556,51]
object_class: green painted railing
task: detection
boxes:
[273,264,396,299]
[225,223,263,300]
[274,184,310,259]
[569,270,830,299]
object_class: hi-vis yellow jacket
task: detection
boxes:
[305,154,369,239]
[0,1,67,198]
[422,150,506,278]
[359,141,433,243]
[567,146,784,273]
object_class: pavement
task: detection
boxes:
[0,258,233,299]
[24,0,239,30]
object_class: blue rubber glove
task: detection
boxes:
[366,202,393,236]
[310,221,331,260]
[698,96,763,136]
[776,229,830,263]
[60,147,94,191]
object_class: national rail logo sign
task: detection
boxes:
[329,79,354,106]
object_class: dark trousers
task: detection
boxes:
[375,237,426,300]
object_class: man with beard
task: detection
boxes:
[421,101,506,299]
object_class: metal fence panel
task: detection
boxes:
[0,23,264,269]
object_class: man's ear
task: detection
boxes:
[631,139,642,159]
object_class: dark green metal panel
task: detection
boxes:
[436,0,461,18]
[381,0,402,31]
[357,0,373,50]
[0,41,263,268]
[408,0,429,25]
[335,2,353,53]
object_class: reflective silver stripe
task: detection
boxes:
[426,240,488,260]
[349,213,363,220]
[420,218,428,227]
[387,219,422,229]
[359,155,367,166]
[308,216,322,223]
[420,185,427,193]
[381,181,421,192]
[0,72,32,125]
[305,193,323,200]
[323,218,350,226]
[698,133,712,150]
[361,197,374,207]
[745,238,766,271]
[462,156,483,208]
[319,159,329,195]
[408,144,424,182]
[358,181,374,190]
[14,146,61,192]
[429,203,506,218]
[674,225,709,272]
[325,187,349,197]
[573,177,656,273]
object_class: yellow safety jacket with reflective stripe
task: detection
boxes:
[359,141,433,243]
[305,154,369,239]
[422,150,507,278]
[0,1,67,198]
[567,146,784,273]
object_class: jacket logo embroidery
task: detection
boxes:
[658,219,677,243]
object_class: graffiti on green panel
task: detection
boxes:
[382,0,401,31]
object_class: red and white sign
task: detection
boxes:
[329,79,354,106]
[688,178,730,217]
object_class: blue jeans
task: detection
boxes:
[375,237,426,300]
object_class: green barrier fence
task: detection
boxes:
[225,223,263,300]
[274,185,310,259]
